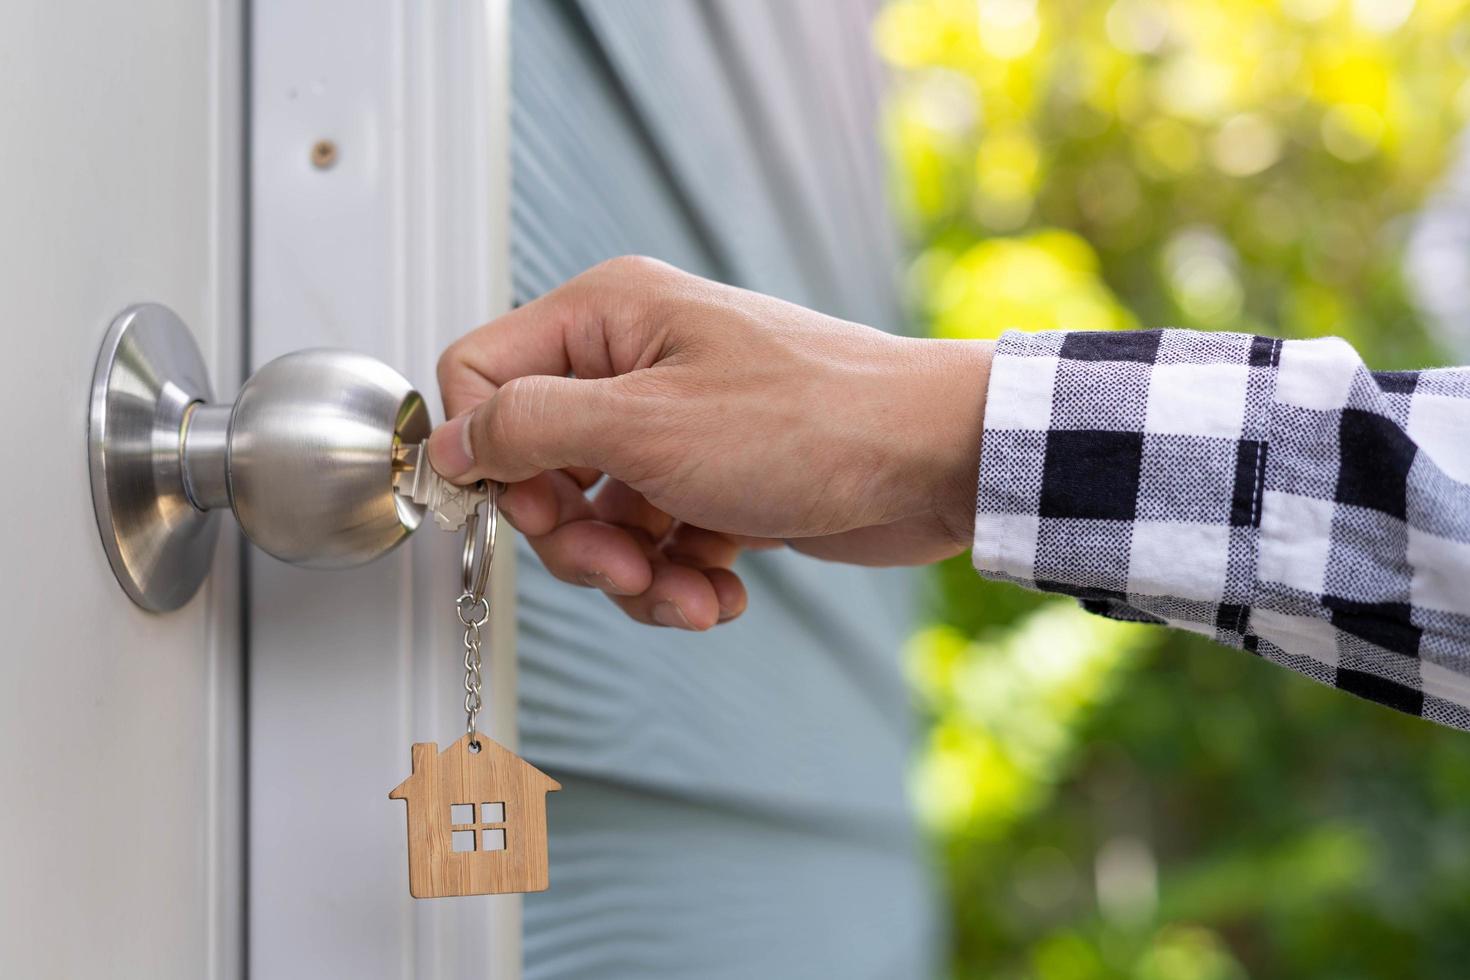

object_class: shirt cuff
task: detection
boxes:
[972,328,1279,639]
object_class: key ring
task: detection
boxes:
[460,480,499,603]
[457,480,499,741]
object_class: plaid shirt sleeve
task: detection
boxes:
[973,328,1470,731]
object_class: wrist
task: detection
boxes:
[898,337,993,553]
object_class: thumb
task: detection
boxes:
[427,374,620,484]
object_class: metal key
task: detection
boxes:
[392,442,488,531]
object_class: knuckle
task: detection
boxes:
[486,376,544,453]
[594,254,672,283]
[435,339,470,388]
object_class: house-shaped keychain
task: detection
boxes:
[389,732,561,898]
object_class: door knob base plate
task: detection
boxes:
[89,304,220,612]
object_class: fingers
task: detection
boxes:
[594,479,674,544]
[610,562,722,630]
[663,524,742,568]
[606,524,747,630]
[605,553,747,630]
[436,255,677,419]
[428,374,627,484]
[705,568,748,623]
[430,256,690,484]
[524,518,745,630]
[592,487,746,629]
[665,526,749,624]
[564,466,603,490]
[428,257,761,629]
[498,470,650,593]
[526,519,654,597]
[498,469,592,537]
[495,473,749,630]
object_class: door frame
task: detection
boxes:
[248,1,519,975]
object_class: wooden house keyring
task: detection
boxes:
[389,482,559,897]
[389,732,561,898]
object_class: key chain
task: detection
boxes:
[389,458,562,899]
[458,488,495,742]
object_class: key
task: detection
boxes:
[392,442,488,531]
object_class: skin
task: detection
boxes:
[427,256,994,631]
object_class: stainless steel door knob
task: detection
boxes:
[89,303,431,611]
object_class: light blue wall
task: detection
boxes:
[511,3,938,976]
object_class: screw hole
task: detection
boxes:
[468,740,482,754]
[310,139,338,170]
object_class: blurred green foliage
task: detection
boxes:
[876,0,1470,976]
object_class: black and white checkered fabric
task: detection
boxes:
[973,328,1470,730]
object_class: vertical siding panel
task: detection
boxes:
[700,0,905,331]
[513,3,937,977]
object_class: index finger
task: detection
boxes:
[436,255,673,419]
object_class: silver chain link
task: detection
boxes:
[457,592,489,740]
[456,482,498,744]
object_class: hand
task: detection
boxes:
[428,256,993,631]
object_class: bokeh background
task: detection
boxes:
[875,0,1470,976]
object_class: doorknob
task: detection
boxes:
[89,303,431,611]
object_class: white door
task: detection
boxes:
[0,2,244,977]
[3,2,515,977]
